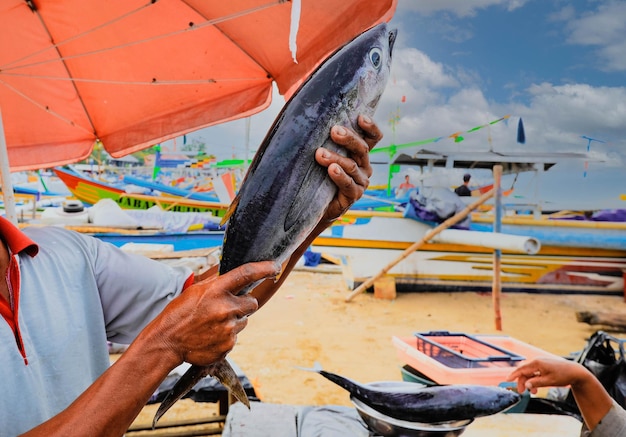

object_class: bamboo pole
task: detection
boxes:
[345,188,495,302]
[492,165,503,331]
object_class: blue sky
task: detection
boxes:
[180,0,626,210]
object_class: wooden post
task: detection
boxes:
[345,189,495,302]
[492,165,503,331]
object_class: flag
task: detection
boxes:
[517,118,526,144]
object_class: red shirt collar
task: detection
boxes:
[0,217,38,257]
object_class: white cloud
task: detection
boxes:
[526,82,626,139]
[562,1,626,72]
[398,0,528,17]
[548,5,576,22]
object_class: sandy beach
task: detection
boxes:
[131,270,625,432]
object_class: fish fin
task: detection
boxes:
[220,195,240,227]
[152,360,249,428]
[152,364,212,428]
[211,359,250,408]
[295,361,323,373]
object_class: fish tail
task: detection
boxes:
[152,364,212,428]
[211,359,250,409]
[152,360,248,428]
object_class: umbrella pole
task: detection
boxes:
[0,107,18,225]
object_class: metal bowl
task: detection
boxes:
[351,382,473,437]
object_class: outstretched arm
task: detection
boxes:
[21,261,279,437]
[507,357,613,431]
[251,114,382,308]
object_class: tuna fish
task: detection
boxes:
[152,22,396,426]
[305,364,521,423]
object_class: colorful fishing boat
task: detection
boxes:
[53,167,229,218]
[72,227,225,252]
[313,209,626,295]
[311,151,626,296]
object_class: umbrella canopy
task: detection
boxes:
[0,0,396,171]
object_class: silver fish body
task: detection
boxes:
[312,366,521,423]
[152,22,396,426]
[219,22,396,283]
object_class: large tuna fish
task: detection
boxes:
[305,364,521,423]
[153,22,396,426]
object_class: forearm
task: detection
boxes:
[571,376,614,431]
[21,323,180,436]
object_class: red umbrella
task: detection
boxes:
[0,0,396,220]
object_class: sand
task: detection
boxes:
[232,271,623,405]
[131,270,625,431]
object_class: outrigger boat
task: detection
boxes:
[53,167,229,218]
[312,150,626,296]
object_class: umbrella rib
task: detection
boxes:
[0,78,95,138]
[183,0,290,83]
[0,72,267,86]
[4,1,287,74]
[2,2,154,71]
[27,5,99,138]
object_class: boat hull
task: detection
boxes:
[54,167,229,217]
[87,230,224,251]
[312,211,626,295]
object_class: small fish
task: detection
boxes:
[153,23,397,426]
[302,364,521,423]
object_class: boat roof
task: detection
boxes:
[391,149,597,174]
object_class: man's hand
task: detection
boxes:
[251,115,382,309]
[315,114,383,223]
[152,261,280,367]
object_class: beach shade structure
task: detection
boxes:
[0,0,397,222]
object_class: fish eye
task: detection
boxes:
[369,48,382,69]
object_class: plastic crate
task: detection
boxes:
[393,333,564,386]
[414,331,524,369]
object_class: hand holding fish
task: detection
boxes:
[149,261,279,367]
[251,115,383,309]
[20,261,279,437]
[316,114,382,224]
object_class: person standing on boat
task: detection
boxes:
[395,174,415,197]
[508,358,626,436]
[454,173,472,197]
[1,116,382,437]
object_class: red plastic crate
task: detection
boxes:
[393,332,565,386]
[414,331,524,369]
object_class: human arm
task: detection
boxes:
[20,261,279,437]
[251,114,382,308]
[507,357,614,431]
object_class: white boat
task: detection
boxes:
[311,150,626,295]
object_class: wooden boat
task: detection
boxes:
[68,225,225,252]
[313,209,626,295]
[311,150,626,296]
[121,174,220,202]
[53,167,229,218]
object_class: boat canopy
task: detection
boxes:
[391,149,597,175]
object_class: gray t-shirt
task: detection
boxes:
[0,225,192,436]
[582,400,626,437]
